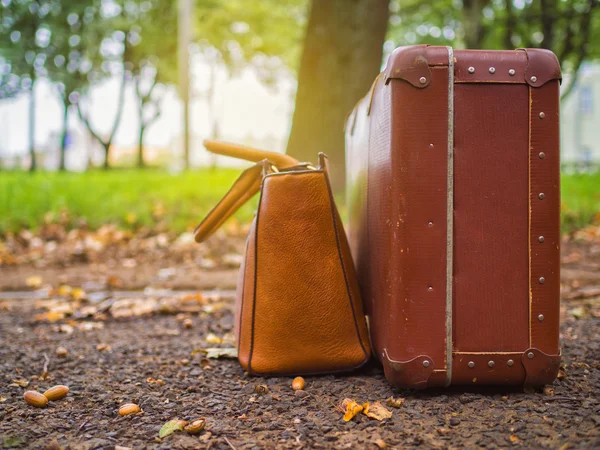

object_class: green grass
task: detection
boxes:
[0,170,598,234]
[561,172,600,230]
[0,169,258,234]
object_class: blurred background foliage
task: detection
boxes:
[0,0,599,233]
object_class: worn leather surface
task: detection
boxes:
[197,142,371,375]
[238,166,371,375]
[345,45,561,388]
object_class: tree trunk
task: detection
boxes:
[103,143,110,170]
[28,80,36,172]
[137,123,146,168]
[286,0,390,192]
[462,0,489,48]
[59,101,69,171]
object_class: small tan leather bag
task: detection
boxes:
[194,140,371,375]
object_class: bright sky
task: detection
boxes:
[0,56,297,167]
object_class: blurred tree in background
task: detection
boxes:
[386,0,600,97]
[286,0,389,191]
[1,0,600,176]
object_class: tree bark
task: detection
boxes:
[462,0,489,48]
[28,79,36,172]
[59,100,69,171]
[286,0,390,192]
[103,143,110,170]
[77,68,127,170]
[137,123,146,168]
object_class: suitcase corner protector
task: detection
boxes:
[381,349,435,389]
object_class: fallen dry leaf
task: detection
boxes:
[363,402,392,421]
[57,285,72,296]
[509,434,521,444]
[204,333,222,344]
[159,419,188,438]
[71,287,87,301]
[0,396,7,402]
[147,377,166,386]
[26,275,43,288]
[543,386,555,396]
[342,398,363,422]
[34,311,66,323]
[56,347,68,357]
[201,347,237,359]
[184,418,206,435]
[254,385,269,394]
[12,379,29,388]
[386,396,404,408]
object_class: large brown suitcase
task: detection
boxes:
[345,45,562,389]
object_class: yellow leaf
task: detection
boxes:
[342,398,363,422]
[386,396,404,408]
[26,275,42,288]
[125,213,137,224]
[12,378,29,387]
[34,311,66,323]
[205,333,222,344]
[71,287,87,301]
[363,401,392,421]
[58,285,72,296]
[509,435,521,444]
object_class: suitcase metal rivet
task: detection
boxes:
[527,352,535,359]
[429,143,434,148]
[538,236,545,243]
[468,66,475,74]
[507,359,514,367]
[538,192,545,200]
[539,112,546,119]
[468,361,475,368]
[428,221,433,227]
[539,277,546,284]
[488,361,495,368]
[539,152,546,159]
[488,67,496,74]
[508,69,516,76]
[428,286,433,291]
[419,77,427,84]
[422,360,430,368]
[530,76,538,83]
[538,314,545,322]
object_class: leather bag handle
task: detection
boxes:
[194,160,268,243]
[204,139,300,168]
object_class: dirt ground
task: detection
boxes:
[0,227,599,449]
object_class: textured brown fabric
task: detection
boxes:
[196,143,371,375]
[346,45,561,388]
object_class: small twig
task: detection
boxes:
[41,353,50,379]
[224,436,237,450]
[75,418,90,436]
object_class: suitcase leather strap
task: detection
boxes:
[194,141,300,243]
